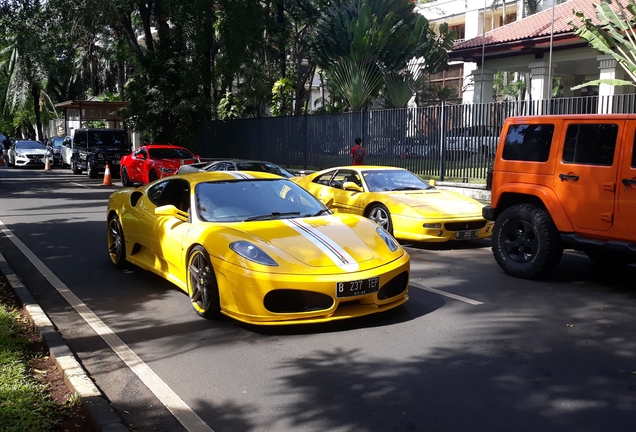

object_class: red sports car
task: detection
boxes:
[119,144,200,186]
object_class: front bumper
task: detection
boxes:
[214,252,411,325]
[14,154,53,167]
[392,214,494,242]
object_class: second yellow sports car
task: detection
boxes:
[106,171,409,325]
[291,166,493,242]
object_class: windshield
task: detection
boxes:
[149,147,196,160]
[195,179,327,222]
[50,137,64,148]
[234,162,294,178]
[16,141,46,150]
[88,131,128,149]
[362,169,433,192]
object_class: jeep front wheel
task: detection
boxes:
[492,204,563,279]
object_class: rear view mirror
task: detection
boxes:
[155,205,189,222]
[343,181,363,192]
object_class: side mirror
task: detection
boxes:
[155,205,189,222]
[343,181,363,192]
[135,153,145,159]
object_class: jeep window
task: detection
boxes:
[502,124,554,162]
[88,131,128,149]
[632,134,636,167]
[563,124,618,166]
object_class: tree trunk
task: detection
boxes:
[32,85,43,141]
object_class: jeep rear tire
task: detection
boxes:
[492,204,563,279]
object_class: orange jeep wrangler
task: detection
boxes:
[483,114,636,279]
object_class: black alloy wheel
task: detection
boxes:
[121,167,132,187]
[107,215,127,268]
[187,245,221,319]
[492,204,563,279]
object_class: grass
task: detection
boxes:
[0,295,57,431]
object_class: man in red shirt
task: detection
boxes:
[350,137,366,165]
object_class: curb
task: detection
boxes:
[0,253,128,432]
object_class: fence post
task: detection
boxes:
[304,114,308,169]
[439,101,446,181]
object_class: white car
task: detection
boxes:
[8,140,53,168]
[446,125,500,159]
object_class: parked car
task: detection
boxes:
[120,144,201,186]
[48,136,69,167]
[291,166,493,242]
[177,158,304,178]
[7,140,53,168]
[446,125,500,159]
[484,114,636,279]
[106,171,410,324]
[61,128,132,178]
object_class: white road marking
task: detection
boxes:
[409,280,483,305]
[0,220,214,432]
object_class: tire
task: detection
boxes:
[492,204,563,279]
[148,170,158,183]
[367,203,393,234]
[121,167,132,187]
[186,245,221,319]
[585,249,635,268]
[87,160,98,178]
[107,214,127,268]
[71,158,82,174]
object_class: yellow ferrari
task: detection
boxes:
[106,171,409,325]
[291,166,493,243]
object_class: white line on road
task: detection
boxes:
[409,281,483,305]
[0,220,214,432]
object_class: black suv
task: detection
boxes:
[67,129,131,178]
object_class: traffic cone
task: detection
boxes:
[102,164,113,186]
[44,157,51,171]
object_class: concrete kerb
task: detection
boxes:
[0,253,128,432]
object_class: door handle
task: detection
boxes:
[622,178,636,185]
[559,173,579,181]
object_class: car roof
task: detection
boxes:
[142,144,191,150]
[169,170,283,186]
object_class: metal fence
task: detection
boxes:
[192,94,636,182]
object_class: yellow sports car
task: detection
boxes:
[106,171,409,325]
[291,166,493,243]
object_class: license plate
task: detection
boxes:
[455,229,479,240]
[336,276,380,298]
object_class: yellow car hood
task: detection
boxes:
[388,190,484,217]
[209,215,397,274]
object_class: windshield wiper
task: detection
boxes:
[244,211,301,221]
[391,186,422,191]
[311,208,332,217]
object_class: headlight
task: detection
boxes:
[97,153,105,159]
[376,227,399,252]
[229,241,278,266]
[159,167,175,173]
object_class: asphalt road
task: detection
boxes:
[1,166,635,432]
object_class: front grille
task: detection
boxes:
[264,289,334,313]
[445,220,487,231]
[377,271,409,300]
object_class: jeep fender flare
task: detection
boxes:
[493,183,574,232]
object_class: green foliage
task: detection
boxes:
[271,77,295,117]
[570,0,636,89]
[0,302,57,431]
[493,71,526,101]
[310,0,454,110]
[217,92,245,120]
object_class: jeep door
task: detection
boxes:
[618,122,636,236]
[553,121,621,232]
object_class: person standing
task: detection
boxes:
[350,137,366,166]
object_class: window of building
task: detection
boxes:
[429,64,463,98]
[449,24,465,42]
[499,13,516,27]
